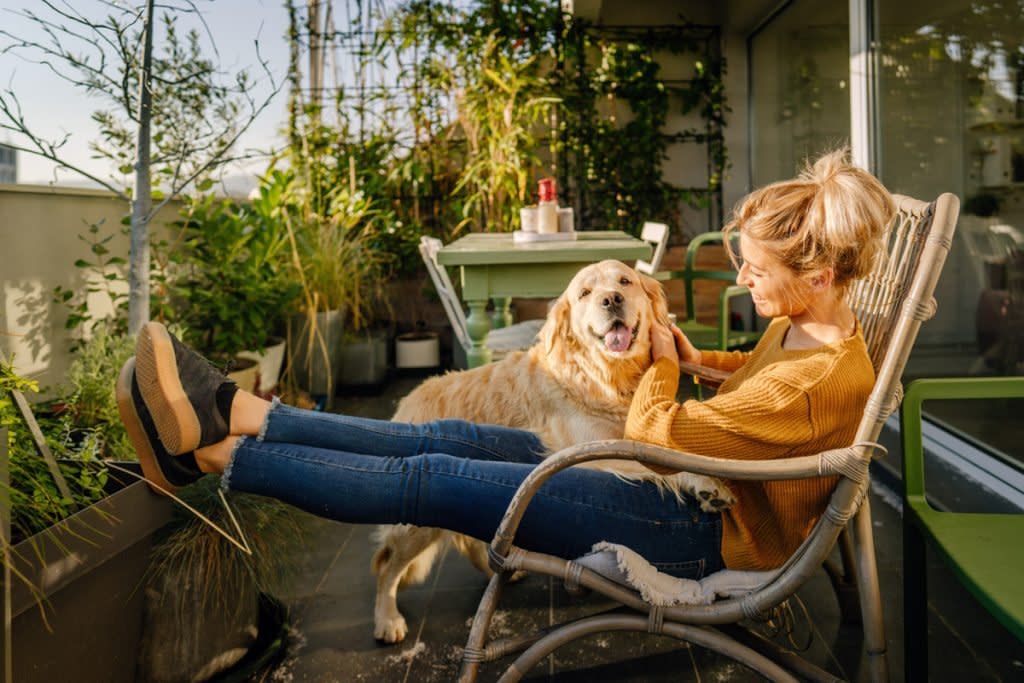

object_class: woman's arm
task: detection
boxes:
[625,360,815,466]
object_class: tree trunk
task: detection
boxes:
[129,0,156,334]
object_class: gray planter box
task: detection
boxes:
[2,463,173,683]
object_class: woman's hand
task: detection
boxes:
[651,322,679,364]
[671,325,702,365]
[651,322,702,366]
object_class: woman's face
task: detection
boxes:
[735,233,813,319]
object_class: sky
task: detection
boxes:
[1,0,294,191]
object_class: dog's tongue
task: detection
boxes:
[604,323,632,352]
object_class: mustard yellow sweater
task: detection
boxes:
[624,318,875,570]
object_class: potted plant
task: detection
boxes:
[161,193,301,394]
[136,477,308,682]
[1,355,174,683]
[265,164,388,402]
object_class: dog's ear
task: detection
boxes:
[639,272,671,325]
[540,294,572,355]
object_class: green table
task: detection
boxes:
[437,230,651,367]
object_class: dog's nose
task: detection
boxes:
[602,292,624,309]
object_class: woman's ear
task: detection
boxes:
[809,267,835,291]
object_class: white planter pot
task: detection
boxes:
[395,331,440,369]
[237,338,287,393]
[226,357,259,393]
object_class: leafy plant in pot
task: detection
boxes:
[271,167,389,403]
[162,194,301,394]
[137,477,310,682]
[0,355,175,683]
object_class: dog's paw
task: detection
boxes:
[696,485,737,512]
[374,614,409,644]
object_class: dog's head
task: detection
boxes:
[537,260,670,397]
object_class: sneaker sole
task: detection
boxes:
[116,358,177,495]
[136,321,201,455]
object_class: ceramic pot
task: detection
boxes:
[395,331,440,369]
[237,337,287,394]
[338,328,389,387]
[288,309,347,399]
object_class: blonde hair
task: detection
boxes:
[722,148,895,293]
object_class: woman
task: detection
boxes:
[118,148,893,578]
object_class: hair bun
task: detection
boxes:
[722,147,895,292]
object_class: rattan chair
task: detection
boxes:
[457,192,960,683]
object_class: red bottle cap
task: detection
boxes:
[538,177,556,202]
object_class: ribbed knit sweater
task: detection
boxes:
[624,317,875,570]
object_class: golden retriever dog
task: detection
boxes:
[370,260,734,643]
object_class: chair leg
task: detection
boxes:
[459,571,508,683]
[850,498,890,683]
[903,513,928,683]
[825,527,863,624]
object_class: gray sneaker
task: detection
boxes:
[134,321,236,455]
[116,357,203,493]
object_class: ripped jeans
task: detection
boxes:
[223,402,724,579]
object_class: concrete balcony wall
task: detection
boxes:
[0,183,182,392]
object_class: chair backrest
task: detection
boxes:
[846,194,959,384]
[747,192,961,616]
[419,236,471,351]
[634,221,669,275]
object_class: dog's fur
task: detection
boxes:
[370,260,734,643]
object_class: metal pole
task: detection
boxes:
[849,0,878,172]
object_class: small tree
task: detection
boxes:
[0,0,281,333]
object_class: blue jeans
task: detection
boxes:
[224,402,724,579]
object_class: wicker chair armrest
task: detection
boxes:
[488,439,877,560]
[678,360,732,388]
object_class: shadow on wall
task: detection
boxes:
[9,278,53,370]
[0,184,181,391]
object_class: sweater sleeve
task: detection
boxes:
[626,362,815,460]
[699,349,750,373]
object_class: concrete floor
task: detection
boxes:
[241,373,1024,683]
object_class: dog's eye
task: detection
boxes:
[578,288,591,299]
[619,277,631,285]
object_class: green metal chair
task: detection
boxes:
[901,377,1024,681]
[667,231,762,351]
